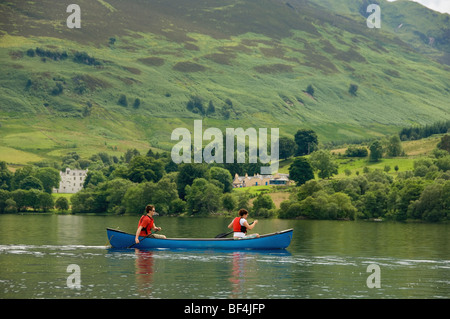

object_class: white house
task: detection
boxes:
[232,172,291,188]
[53,168,88,194]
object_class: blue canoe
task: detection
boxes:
[106,228,293,250]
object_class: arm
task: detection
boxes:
[243,220,258,230]
[152,224,161,232]
[135,226,143,244]
[227,221,234,229]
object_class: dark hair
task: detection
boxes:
[238,209,248,217]
[146,205,155,214]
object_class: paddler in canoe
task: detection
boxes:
[135,204,166,244]
[228,208,259,239]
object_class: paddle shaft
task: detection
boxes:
[128,229,159,248]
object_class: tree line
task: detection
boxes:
[26,47,102,66]
[0,163,61,213]
[68,134,450,222]
[1,130,448,221]
[284,135,450,222]
[399,120,450,141]
[69,150,268,216]
[282,162,450,222]
[0,148,265,216]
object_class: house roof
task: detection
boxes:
[233,173,289,183]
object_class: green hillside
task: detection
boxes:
[312,0,450,64]
[0,0,449,165]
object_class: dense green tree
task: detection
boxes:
[408,181,449,222]
[222,193,236,212]
[165,160,178,173]
[186,95,205,115]
[101,178,134,214]
[306,84,314,96]
[4,198,17,214]
[127,155,164,183]
[328,192,357,220]
[234,191,251,211]
[358,182,389,218]
[297,180,324,201]
[345,146,368,157]
[11,166,34,190]
[252,193,275,213]
[293,191,356,220]
[386,135,403,157]
[289,157,314,186]
[73,51,100,66]
[34,167,60,193]
[0,189,11,213]
[437,134,450,152]
[279,136,296,160]
[151,177,179,215]
[349,84,358,96]
[121,177,179,215]
[435,155,450,172]
[38,192,54,211]
[369,140,383,162]
[118,94,128,107]
[366,169,393,185]
[123,148,140,163]
[387,178,427,221]
[169,198,186,215]
[11,189,41,211]
[122,182,156,215]
[294,129,318,156]
[71,190,99,214]
[332,176,367,201]
[176,163,208,199]
[399,121,450,141]
[55,196,69,212]
[209,166,233,193]
[83,170,106,188]
[19,176,43,191]
[278,201,302,219]
[133,98,141,109]
[309,150,338,179]
[185,178,222,215]
[0,161,12,190]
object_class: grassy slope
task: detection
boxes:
[311,0,450,64]
[277,133,441,175]
[0,0,449,165]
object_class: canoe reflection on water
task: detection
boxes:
[106,246,292,298]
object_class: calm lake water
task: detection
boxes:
[0,214,448,299]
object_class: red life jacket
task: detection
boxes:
[138,215,154,236]
[232,217,247,233]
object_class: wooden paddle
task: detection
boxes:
[128,229,159,248]
[215,221,254,238]
[215,230,233,239]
